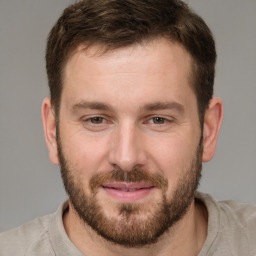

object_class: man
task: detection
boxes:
[0,0,255,255]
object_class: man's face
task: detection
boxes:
[57,39,203,246]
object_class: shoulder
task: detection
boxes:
[198,192,256,228]
[198,192,256,255]
[218,199,256,235]
[216,198,256,226]
[0,212,55,256]
[219,199,256,255]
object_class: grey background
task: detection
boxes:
[0,0,255,232]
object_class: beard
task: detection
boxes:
[57,135,203,248]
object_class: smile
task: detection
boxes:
[101,183,155,202]
[113,188,140,192]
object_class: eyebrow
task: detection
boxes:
[71,100,184,114]
[142,102,185,113]
[71,101,113,113]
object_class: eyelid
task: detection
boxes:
[81,115,113,131]
[81,114,109,121]
[144,115,174,124]
[89,116,107,123]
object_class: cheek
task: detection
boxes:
[146,133,198,181]
[60,128,111,179]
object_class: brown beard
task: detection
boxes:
[57,134,203,247]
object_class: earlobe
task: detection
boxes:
[202,98,223,162]
[42,98,59,165]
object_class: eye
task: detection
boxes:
[89,116,106,124]
[145,116,174,130]
[151,117,166,124]
[82,116,111,131]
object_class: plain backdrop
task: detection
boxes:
[0,0,256,232]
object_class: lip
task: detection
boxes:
[101,182,155,202]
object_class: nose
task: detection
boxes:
[108,122,147,171]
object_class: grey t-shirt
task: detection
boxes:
[0,192,256,256]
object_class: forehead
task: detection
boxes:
[62,38,195,109]
[65,38,192,79]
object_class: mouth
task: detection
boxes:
[101,183,156,202]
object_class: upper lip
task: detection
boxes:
[102,182,155,190]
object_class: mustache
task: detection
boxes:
[89,167,168,193]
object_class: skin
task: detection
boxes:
[42,38,223,256]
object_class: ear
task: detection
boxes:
[42,98,59,165]
[202,98,223,162]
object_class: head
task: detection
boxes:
[43,0,223,248]
[46,0,216,125]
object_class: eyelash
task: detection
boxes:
[88,116,107,124]
[82,116,109,126]
[83,115,171,122]
[147,116,170,125]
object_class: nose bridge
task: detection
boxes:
[109,121,145,171]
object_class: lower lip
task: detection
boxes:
[102,186,155,202]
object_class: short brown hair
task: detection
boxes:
[46,0,216,124]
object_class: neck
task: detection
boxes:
[63,199,208,256]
